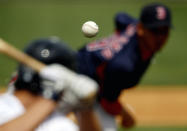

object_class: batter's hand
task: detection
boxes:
[39,64,98,110]
[59,74,98,112]
[39,64,72,101]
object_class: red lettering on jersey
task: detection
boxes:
[101,48,113,59]
[112,42,122,52]
[119,36,129,46]
[86,24,136,59]
[126,24,136,36]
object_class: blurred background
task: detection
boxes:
[0,0,186,130]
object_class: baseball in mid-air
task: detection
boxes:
[82,21,99,38]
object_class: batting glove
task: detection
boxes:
[58,74,98,112]
[39,64,72,101]
[39,64,98,109]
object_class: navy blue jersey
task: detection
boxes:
[77,23,152,102]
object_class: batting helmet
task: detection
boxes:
[14,36,77,94]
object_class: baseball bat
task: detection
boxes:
[0,38,45,72]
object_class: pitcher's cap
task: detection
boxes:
[140,3,172,29]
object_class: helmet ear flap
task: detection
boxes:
[15,64,42,94]
[20,66,35,83]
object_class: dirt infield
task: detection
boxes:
[1,86,187,126]
[119,86,187,126]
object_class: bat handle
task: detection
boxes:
[0,38,46,72]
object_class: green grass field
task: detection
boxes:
[0,0,187,130]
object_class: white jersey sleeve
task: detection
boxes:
[0,92,78,131]
[36,112,78,131]
[0,93,25,125]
